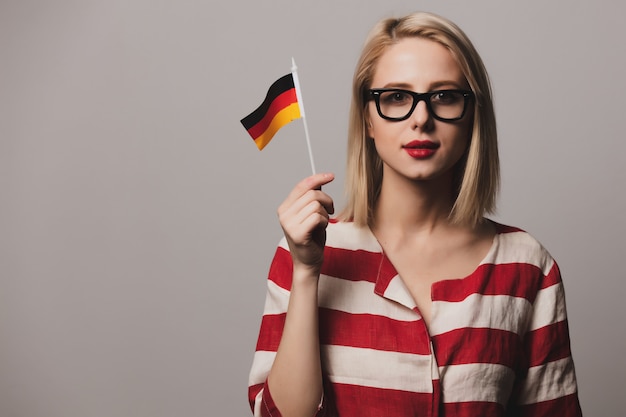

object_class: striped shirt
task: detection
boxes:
[248,221,582,416]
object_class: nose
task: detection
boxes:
[411,99,431,129]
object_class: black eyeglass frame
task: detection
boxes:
[368,88,475,122]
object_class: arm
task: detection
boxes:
[267,263,324,417]
[512,261,583,416]
[249,173,335,417]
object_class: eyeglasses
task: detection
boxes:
[368,89,474,122]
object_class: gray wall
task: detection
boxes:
[1,1,624,416]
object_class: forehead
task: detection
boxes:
[371,37,466,88]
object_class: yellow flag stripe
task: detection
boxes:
[253,102,301,150]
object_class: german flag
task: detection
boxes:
[240,73,301,150]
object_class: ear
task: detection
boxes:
[366,118,374,139]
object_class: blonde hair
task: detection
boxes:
[338,12,499,227]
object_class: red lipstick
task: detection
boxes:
[403,140,439,159]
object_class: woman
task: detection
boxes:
[248,11,582,417]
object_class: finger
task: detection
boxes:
[304,190,334,216]
[299,199,331,225]
[287,204,330,243]
[292,188,334,216]
[278,185,334,223]
[315,190,335,215]
[278,190,334,228]
[282,195,330,230]
[300,211,330,240]
[281,198,328,233]
[281,173,335,209]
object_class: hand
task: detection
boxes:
[277,173,335,276]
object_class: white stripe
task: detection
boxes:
[253,389,264,417]
[440,363,516,405]
[528,282,567,331]
[322,345,435,393]
[325,222,381,252]
[318,274,419,321]
[429,293,532,336]
[264,266,419,321]
[277,236,289,250]
[489,231,554,275]
[263,280,290,315]
[384,275,418,310]
[248,350,276,386]
[516,357,578,405]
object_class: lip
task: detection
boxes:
[403,140,439,158]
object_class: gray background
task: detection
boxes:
[1,0,624,416]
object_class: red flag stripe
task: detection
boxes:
[245,88,299,139]
[252,102,300,150]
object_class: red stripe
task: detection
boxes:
[247,382,283,417]
[432,263,547,303]
[248,382,264,413]
[433,327,524,369]
[269,243,564,299]
[260,383,282,417]
[245,89,298,139]
[330,382,440,417]
[319,309,430,354]
[515,392,582,417]
[256,313,287,352]
[541,262,561,289]
[524,320,572,366]
[440,401,504,416]
[255,313,286,352]
[257,309,432,355]
[268,245,387,290]
[322,247,384,284]
[267,247,293,290]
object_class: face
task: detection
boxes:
[367,37,473,185]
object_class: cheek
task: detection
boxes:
[452,116,474,147]
[459,127,472,153]
[440,123,472,157]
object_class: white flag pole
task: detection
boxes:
[291,58,317,175]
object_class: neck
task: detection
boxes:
[372,170,456,240]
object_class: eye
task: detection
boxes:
[380,90,412,106]
[431,90,463,105]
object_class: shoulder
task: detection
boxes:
[491,220,549,254]
[489,220,557,274]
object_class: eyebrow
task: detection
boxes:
[380,81,466,90]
